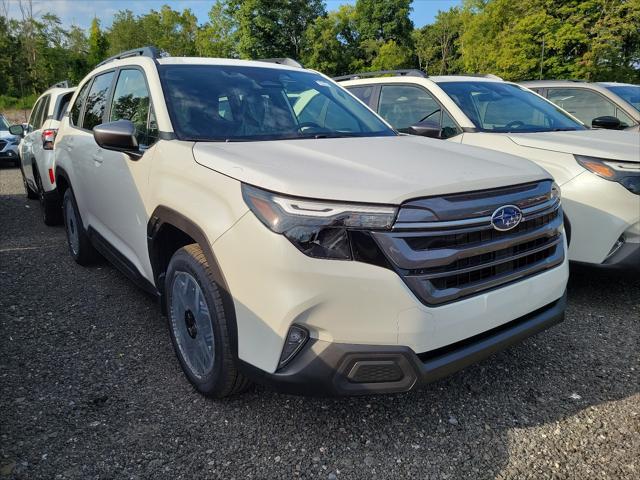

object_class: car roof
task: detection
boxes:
[156,56,306,73]
[42,87,76,97]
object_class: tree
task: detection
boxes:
[195,0,238,58]
[231,0,326,59]
[413,8,463,74]
[139,5,198,56]
[87,17,108,67]
[354,0,414,48]
[107,10,148,55]
[301,5,362,75]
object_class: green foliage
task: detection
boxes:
[195,1,238,58]
[87,18,108,67]
[231,0,326,59]
[1,0,638,109]
[460,0,640,82]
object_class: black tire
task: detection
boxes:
[165,244,250,398]
[62,188,99,265]
[20,164,38,199]
[34,168,62,226]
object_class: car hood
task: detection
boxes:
[507,129,640,161]
[193,135,549,204]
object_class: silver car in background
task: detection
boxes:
[521,80,640,132]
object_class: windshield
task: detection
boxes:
[158,65,396,141]
[0,115,9,130]
[603,85,640,112]
[437,81,585,133]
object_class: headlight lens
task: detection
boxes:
[551,181,561,201]
[575,155,640,195]
[242,184,397,260]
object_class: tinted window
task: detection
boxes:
[70,81,91,127]
[28,98,44,130]
[82,71,115,130]
[379,85,441,131]
[110,69,157,147]
[158,65,395,141]
[438,81,584,133]
[36,95,51,129]
[55,92,74,120]
[603,85,640,112]
[547,88,618,126]
[349,85,375,106]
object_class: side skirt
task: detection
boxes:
[87,226,160,299]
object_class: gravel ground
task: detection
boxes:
[1,165,639,480]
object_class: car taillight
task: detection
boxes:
[42,129,57,150]
[48,168,55,185]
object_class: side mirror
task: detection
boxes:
[93,120,142,159]
[9,124,24,137]
[592,115,622,130]
[407,120,441,139]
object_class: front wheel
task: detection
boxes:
[62,188,99,265]
[165,244,250,398]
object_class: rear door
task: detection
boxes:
[22,95,50,184]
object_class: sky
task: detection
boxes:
[4,0,463,30]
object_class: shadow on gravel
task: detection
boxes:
[1,168,638,479]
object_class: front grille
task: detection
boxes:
[372,181,565,305]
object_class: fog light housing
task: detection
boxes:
[278,325,309,369]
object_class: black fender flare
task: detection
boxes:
[147,205,239,357]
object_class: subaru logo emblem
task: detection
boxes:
[491,205,523,231]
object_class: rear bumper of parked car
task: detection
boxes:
[240,293,566,396]
[213,211,569,394]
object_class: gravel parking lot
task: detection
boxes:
[1,164,638,480]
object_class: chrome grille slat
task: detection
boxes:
[374,181,565,305]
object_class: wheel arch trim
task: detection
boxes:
[147,205,239,357]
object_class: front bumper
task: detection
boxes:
[240,293,566,396]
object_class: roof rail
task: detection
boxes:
[96,46,166,68]
[49,80,70,89]
[256,58,304,68]
[333,69,427,82]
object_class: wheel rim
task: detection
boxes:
[35,173,45,209]
[170,271,215,379]
[64,198,80,255]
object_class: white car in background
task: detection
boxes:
[0,114,21,166]
[10,82,75,225]
[340,72,640,269]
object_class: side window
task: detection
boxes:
[110,69,157,146]
[55,92,74,121]
[441,110,461,139]
[28,98,44,130]
[349,86,375,106]
[614,107,634,128]
[547,88,616,126]
[36,95,51,129]
[82,71,115,131]
[70,81,91,127]
[378,85,441,132]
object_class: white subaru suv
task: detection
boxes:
[54,48,568,397]
[9,82,76,224]
[340,72,640,270]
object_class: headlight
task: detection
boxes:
[575,155,640,195]
[242,184,397,260]
[551,181,561,201]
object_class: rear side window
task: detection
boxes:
[70,82,91,127]
[378,85,441,131]
[55,92,75,121]
[110,69,157,146]
[37,95,51,128]
[82,71,115,130]
[28,98,44,129]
